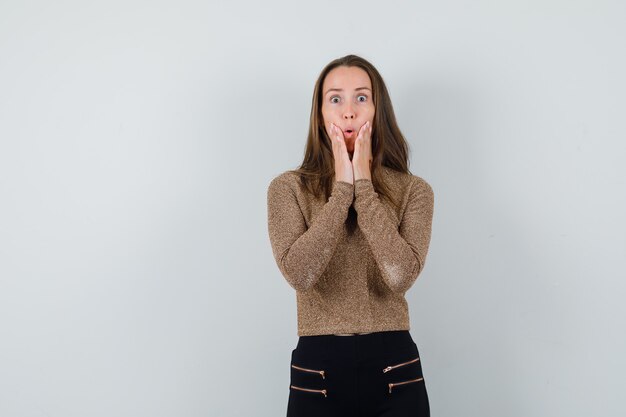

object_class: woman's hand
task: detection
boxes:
[329,123,354,184]
[352,121,373,181]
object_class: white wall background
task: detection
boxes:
[1,1,624,416]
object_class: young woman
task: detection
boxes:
[267,54,434,417]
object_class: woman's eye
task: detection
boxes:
[330,96,340,103]
[357,95,367,102]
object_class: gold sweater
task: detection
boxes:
[267,166,434,336]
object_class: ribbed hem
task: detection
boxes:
[297,323,410,337]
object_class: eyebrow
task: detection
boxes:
[324,87,372,96]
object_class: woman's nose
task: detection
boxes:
[343,107,355,119]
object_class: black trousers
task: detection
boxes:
[287,330,430,417]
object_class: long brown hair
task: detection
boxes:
[290,54,412,222]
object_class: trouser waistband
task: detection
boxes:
[295,330,415,361]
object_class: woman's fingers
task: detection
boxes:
[356,121,365,141]
[330,123,347,151]
[331,123,342,140]
[353,121,367,155]
[356,121,370,143]
[329,123,354,183]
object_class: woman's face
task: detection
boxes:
[321,66,375,155]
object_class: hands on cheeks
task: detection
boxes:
[328,120,373,182]
[352,121,373,181]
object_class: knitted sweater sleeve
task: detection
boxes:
[267,175,354,292]
[353,177,434,294]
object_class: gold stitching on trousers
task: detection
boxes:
[382,356,420,373]
[388,377,424,393]
[290,385,328,397]
[291,364,326,379]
